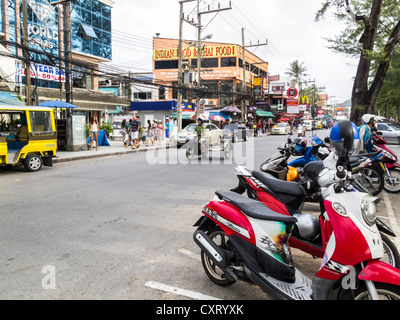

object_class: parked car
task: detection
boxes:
[177,123,223,148]
[222,123,247,142]
[376,122,400,145]
[271,122,291,135]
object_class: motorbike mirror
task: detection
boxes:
[287,138,292,144]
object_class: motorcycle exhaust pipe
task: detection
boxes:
[193,230,234,273]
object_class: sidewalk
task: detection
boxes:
[54,139,168,163]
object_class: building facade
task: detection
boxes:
[153,37,269,110]
[1,0,128,112]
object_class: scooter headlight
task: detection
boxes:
[360,196,379,226]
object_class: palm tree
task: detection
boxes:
[286,60,308,91]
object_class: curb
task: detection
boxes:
[53,144,170,163]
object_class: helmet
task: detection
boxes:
[292,137,307,155]
[293,213,320,241]
[361,114,375,124]
[330,120,360,157]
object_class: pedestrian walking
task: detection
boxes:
[157,120,163,144]
[129,114,141,149]
[166,117,174,145]
[152,120,159,144]
[89,116,99,151]
[146,120,154,146]
[121,119,129,148]
[257,120,263,137]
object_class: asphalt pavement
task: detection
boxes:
[56,133,400,248]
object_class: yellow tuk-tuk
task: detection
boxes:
[0,106,57,172]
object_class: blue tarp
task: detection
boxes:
[87,130,110,146]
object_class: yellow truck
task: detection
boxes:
[0,106,57,172]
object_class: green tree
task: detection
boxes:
[286,60,308,91]
[316,0,400,123]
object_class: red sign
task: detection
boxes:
[287,87,298,98]
[318,109,324,115]
[287,99,299,106]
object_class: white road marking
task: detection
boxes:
[382,192,400,249]
[144,281,221,300]
[178,248,201,261]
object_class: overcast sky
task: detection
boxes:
[110,0,359,104]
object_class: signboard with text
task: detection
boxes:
[19,62,67,82]
[154,45,237,60]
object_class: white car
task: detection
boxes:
[177,123,223,147]
[271,123,290,135]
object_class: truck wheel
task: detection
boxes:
[23,154,43,172]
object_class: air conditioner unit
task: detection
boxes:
[208,100,216,106]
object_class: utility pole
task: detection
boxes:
[63,1,72,103]
[194,1,232,120]
[241,28,268,122]
[177,0,195,133]
[22,0,32,105]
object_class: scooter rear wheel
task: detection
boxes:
[201,226,236,286]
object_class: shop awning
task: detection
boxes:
[80,23,98,39]
[171,112,193,120]
[256,109,275,117]
[0,91,25,106]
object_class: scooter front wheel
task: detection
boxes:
[201,226,236,287]
[383,167,400,193]
[340,282,400,300]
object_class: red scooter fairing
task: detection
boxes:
[359,260,400,286]
[204,200,257,245]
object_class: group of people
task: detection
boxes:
[245,119,275,137]
[120,116,175,149]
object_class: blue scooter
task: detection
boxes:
[289,136,330,167]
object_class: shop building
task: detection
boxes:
[152,37,269,112]
[1,0,128,113]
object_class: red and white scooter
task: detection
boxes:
[371,130,400,193]
[194,160,400,300]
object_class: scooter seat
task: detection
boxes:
[215,190,297,224]
[251,171,307,197]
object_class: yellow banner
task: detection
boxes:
[154,45,237,61]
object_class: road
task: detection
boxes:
[1,129,399,300]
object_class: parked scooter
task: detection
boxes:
[194,121,400,299]
[371,129,400,193]
[287,133,385,196]
[233,127,400,268]
[289,136,330,167]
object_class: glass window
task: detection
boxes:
[201,81,218,99]
[29,111,53,135]
[201,58,218,68]
[155,60,179,69]
[221,57,236,67]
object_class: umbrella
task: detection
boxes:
[39,100,79,109]
[190,113,208,120]
[278,117,290,122]
[210,115,225,122]
[220,106,241,113]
